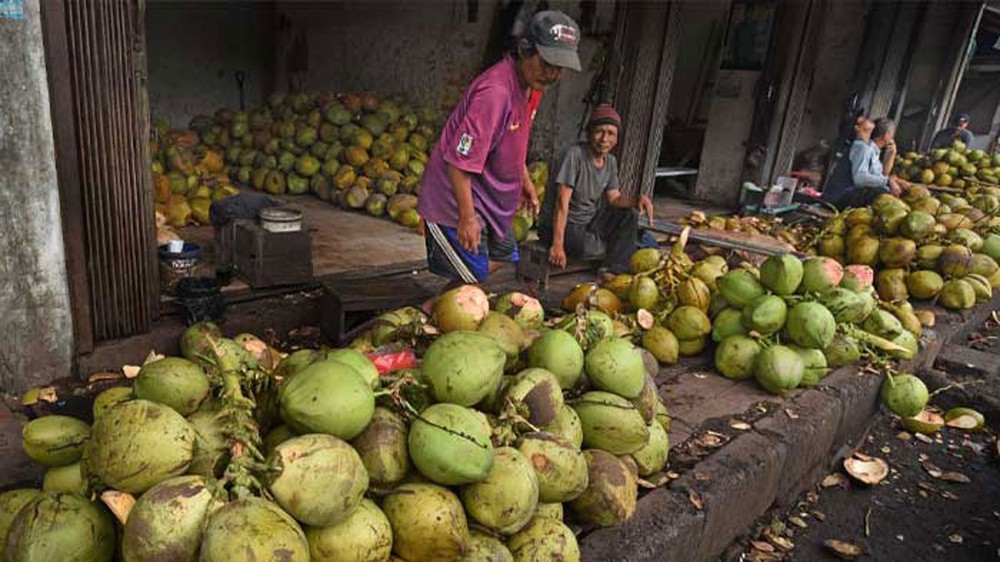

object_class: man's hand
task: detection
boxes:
[888,177,903,197]
[520,177,540,217]
[637,194,655,224]
[457,215,481,252]
[549,244,567,269]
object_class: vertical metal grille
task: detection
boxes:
[63,0,156,340]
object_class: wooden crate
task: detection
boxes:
[224,220,313,288]
[320,274,438,345]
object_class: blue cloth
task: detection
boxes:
[424,221,518,283]
[822,140,888,208]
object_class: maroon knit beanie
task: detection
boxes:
[588,104,621,131]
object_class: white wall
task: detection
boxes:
[0,0,74,392]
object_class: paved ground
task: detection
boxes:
[728,316,1000,562]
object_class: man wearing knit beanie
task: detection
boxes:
[538,103,655,276]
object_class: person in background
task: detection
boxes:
[416,11,582,285]
[930,114,974,149]
[538,104,655,278]
[822,115,907,209]
[873,117,898,176]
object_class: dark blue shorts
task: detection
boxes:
[424,221,519,283]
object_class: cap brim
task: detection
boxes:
[537,45,582,72]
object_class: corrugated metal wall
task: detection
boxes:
[58,0,157,341]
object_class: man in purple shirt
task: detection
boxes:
[417,10,582,284]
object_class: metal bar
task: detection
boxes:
[643,220,807,258]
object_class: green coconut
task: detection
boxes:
[495,292,545,330]
[840,265,874,292]
[800,257,844,294]
[179,321,222,364]
[4,492,116,562]
[970,253,1000,277]
[573,392,649,455]
[21,415,90,467]
[434,285,490,333]
[602,274,635,300]
[200,498,309,562]
[185,404,231,478]
[981,233,1000,261]
[541,405,584,449]
[517,433,589,503]
[754,345,804,395]
[382,483,469,562]
[964,274,993,301]
[741,295,787,335]
[460,447,539,534]
[717,268,766,308]
[318,348,380,389]
[677,277,712,311]
[267,434,368,527]
[642,326,679,365]
[951,228,983,251]
[785,301,837,349]
[584,337,646,398]
[459,531,514,562]
[900,211,937,241]
[306,499,393,562]
[906,270,944,300]
[916,244,945,269]
[408,403,494,485]
[654,397,671,435]
[507,517,580,562]
[862,308,904,339]
[422,331,506,406]
[629,248,661,273]
[712,308,747,342]
[534,503,564,521]
[889,329,919,360]
[880,374,928,417]
[630,421,669,476]
[350,407,409,486]
[938,244,974,277]
[876,268,909,302]
[122,475,222,562]
[84,400,195,493]
[820,287,865,324]
[279,359,375,439]
[943,407,986,431]
[678,336,707,357]
[263,424,296,456]
[273,349,319,380]
[502,368,564,426]
[759,254,803,295]
[666,306,712,340]
[0,489,42,553]
[629,276,660,310]
[582,310,617,342]
[847,235,880,266]
[568,450,637,527]
[823,334,861,367]
[42,462,86,495]
[527,330,585,389]
[714,335,762,380]
[91,387,132,419]
[938,279,976,310]
[630,375,659,424]
[478,312,526,368]
[790,346,828,386]
[878,237,917,268]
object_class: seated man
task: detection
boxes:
[538,104,654,275]
[822,115,905,210]
[873,117,898,176]
[930,114,973,149]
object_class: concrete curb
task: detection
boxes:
[579,295,1000,562]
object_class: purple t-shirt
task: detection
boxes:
[417,56,537,237]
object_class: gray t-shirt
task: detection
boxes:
[542,144,619,229]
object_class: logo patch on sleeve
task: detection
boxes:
[457,133,474,156]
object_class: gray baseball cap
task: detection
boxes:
[525,11,582,72]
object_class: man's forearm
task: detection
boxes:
[552,204,569,249]
[447,164,476,221]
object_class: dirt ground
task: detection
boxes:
[730,391,1000,561]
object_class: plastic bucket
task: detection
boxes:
[158,242,201,295]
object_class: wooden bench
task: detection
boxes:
[319,264,443,345]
